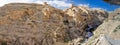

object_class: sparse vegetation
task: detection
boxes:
[64,37,70,42]
[113,25,120,32]
[113,29,118,32]
[0,3,109,45]
[1,41,7,45]
[116,25,120,29]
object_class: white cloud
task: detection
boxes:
[78,4,106,11]
[91,7,107,11]
[35,0,72,9]
[0,0,31,6]
[0,0,72,9]
[78,4,89,7]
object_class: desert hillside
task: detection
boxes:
[0,3,119,45]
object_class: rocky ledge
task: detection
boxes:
[0,3,109,45]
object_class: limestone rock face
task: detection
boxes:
[109,8,120,21]
[64,6,109,45]
[0,3,68,45]
[82,8,120,45]
[90,9,108,26]
[0,3,109,45]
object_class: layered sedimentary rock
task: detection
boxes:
[82,8,120,45]
[109,8,120,21]
[64,5,108,45]
[0,3,108,45]
[0,3,67,45]
[90,8,108,27]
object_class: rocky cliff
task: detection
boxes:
[82,8,120,45]
[0,3,109,45]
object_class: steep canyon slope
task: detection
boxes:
[0,3,109,45]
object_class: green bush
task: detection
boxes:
[1,41,7,45]
[113,25,120,32]
[113,29,117,32]
[116,25,120,29]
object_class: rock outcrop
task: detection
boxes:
[0,3,68,45]
[90,8,108,26]
[109,8,120,21]
[64,5,109,45]
[0,3,108,45]
[82,8,120,45]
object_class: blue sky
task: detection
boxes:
[0,0,119,11]
[72,0,120,11]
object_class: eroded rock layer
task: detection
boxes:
[0,3,108,45]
